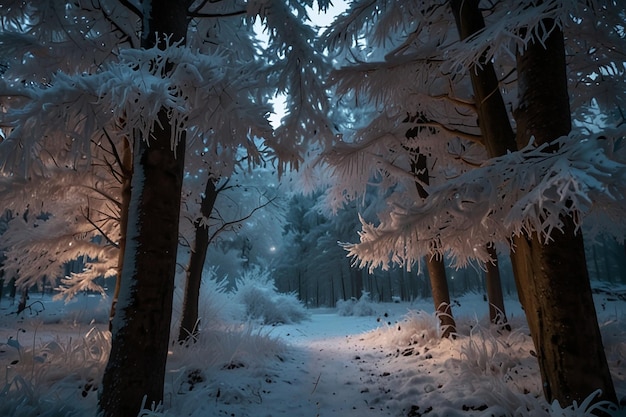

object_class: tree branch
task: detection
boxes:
[81,205,119,249]
[405,121,483,144]
[208,196,277,244]
[187,0,246,18]
[118,0,142,19]
[187,9,247,18]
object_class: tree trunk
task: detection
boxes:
[513,18,616,406]
[99,2,190,416]
[451,2,616,406]
[352,268,363,298]
[410,151,456,338]
[16,288,28,315]
[330,276,335,307]
[450,0,512,329]
[484,243,509,328]
[425,256,456,338]
[590,243,601,281]
[340,267,347,301]
[178,178,218,343]
[109,137,132,332]
[601,236,613,283]
[8,276,16,302]
[449,0,517,157]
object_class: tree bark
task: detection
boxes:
[425,256,456,338]
[16,288,28,315]
[178,178,218,343]
[99,1,190,416]
[451,1,616,406]
[484,243,509,328]
[513,18,617,406]
[0,275,4,305]
[450,0,512,328]
[109,137,132,332]
[449,0,517,157]
[410,151,457,338]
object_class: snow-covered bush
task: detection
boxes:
[198,270,236,323]
[336,291,378,316]
[232,268,308,325]
[457,325,524,377]
[172,267,239,335]
[169,323,286,374]
[369,309,442,348]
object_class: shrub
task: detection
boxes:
[336,291,377,316]
[232,268,308,325]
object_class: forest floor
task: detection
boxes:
[0,290,625,416]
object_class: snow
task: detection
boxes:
[0,290,625,417]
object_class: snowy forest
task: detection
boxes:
[0,0,625,416]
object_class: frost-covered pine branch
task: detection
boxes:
[319,0,626,275]
[0,167,120,296]
[248,0,338,171]
[344,134,626,271]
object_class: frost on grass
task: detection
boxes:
[336,291,379,316]
[232,267,308,325]
[0,326,110,417]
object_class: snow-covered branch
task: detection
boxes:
[345,135,626,271]
[0,40,278,177]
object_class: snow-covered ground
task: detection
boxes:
[0,289,625,416]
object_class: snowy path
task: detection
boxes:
[198,310,418,417]
[274,315,398,416]
[245,309,439,417]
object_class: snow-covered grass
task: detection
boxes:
[0,287,625,417]
[232,268,308,324]
[337,291,379,316]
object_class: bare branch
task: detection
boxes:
[187,9,247,18]
[208,196,277,244]
[80,205,119,249]
[406,121,483,144]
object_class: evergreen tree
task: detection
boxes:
[320,0,626,408]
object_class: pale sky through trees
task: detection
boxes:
[264,0,349,128]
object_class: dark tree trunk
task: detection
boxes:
[340,267,347,301]
[591,243,601,281]
[513,19,616,406]
[8,277,16,302]
[601,236,612,282]
[16,288,28,315]
[178,178,218,343]
[99,2,190,416]
[330,276,335,307]
[484,243,509,328]
[450,0,512,329]
[410,150,456,338]
[451,2,616,406]
[449,0,517,157]
[352,268,363,298]
[425,256,456,338]
[109,137,132,332]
